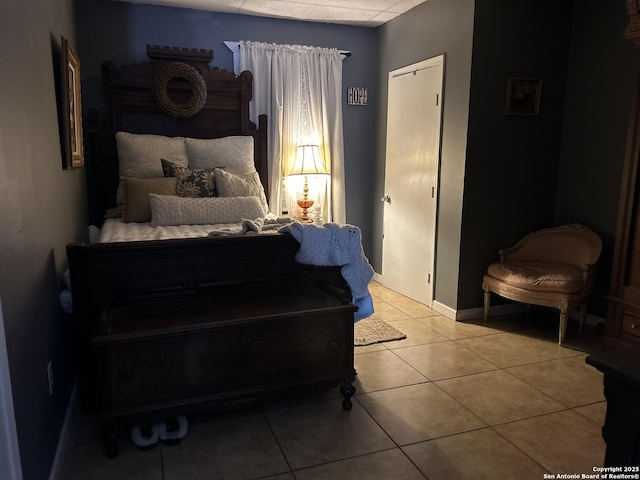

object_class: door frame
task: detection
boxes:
[0,299,22,480]
[382,55,445,307]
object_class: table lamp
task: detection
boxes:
[288,145,328,222]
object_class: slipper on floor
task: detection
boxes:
[130,424,159,450]
[154,416,188,446]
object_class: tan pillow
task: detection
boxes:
[122,177,177,223]
[214,168,268,214]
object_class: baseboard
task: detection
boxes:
[371,272,383,284]
[48,383,76,480]
[431,300,456,319]
[432,303,525,322]
[374,285,524,322]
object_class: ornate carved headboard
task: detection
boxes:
[85,45,267,225]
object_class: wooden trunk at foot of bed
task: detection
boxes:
[67,234,357,458]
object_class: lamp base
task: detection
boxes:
[297,198,314,223]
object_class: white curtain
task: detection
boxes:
[239,41,346,224]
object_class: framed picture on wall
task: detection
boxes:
[60,35,84,169]
[505,77,542,115]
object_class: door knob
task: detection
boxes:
[381,195,391,203]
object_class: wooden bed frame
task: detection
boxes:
[67,46,356,457]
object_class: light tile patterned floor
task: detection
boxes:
[59,282,608,480]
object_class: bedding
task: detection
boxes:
[97,216,274,242]
[98,131,272,239]
[107,130,268,224]
[149,194,265,227]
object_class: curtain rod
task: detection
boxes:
[224,41,351,58]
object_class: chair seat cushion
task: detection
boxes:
[486,261,583,293]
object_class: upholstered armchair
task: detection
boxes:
[482,224,603,345]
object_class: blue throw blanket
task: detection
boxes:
[279,222,374,321]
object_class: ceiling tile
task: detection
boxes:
[240,0,379,24]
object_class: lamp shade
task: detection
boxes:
[289,145,328,176]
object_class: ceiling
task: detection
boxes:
[114,0,429,27]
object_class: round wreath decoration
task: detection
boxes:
[151,62,207,118]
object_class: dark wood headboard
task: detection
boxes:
[85,45,267,225]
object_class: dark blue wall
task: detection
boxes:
[76,0,378,255]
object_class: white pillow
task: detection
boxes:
[116,132,188,178]
[215,168,269,214]
[185,136,255,174]
[149,194,265,227]
[115,132,188,204]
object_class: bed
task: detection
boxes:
[66,46,359,457]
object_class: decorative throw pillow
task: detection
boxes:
[161,159,216,197]
[215,168,268,214]
[121,177,177,223]
[185,135,255,174]
[115,132,187,204]
[149,194,265,227]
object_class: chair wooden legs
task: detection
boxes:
[559,305,586,344]
[483,289,490,320]
[559,310,568,345]
[483,287,580,346]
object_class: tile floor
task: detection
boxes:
[59,282,609,480]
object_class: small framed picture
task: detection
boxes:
[505,77,542,115]
[60,36,84,169]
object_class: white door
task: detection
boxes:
[382,56,444,306]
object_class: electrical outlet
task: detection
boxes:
[47,361,53,395]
